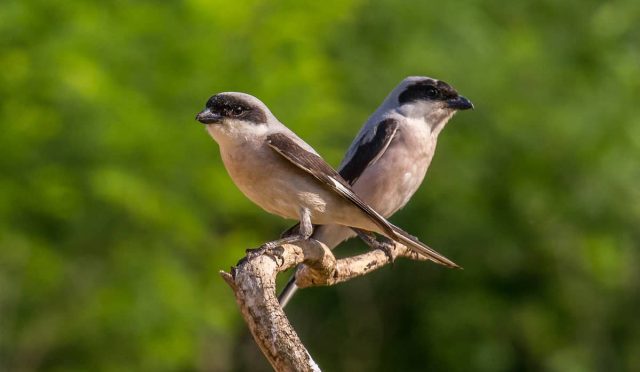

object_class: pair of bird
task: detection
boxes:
[195,76,473,307]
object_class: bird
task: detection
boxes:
[194,90,461,279]
[277,76,473,307]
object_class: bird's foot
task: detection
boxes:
[245,244,274,261]
[372,237,398,263]
[245,239,291,261]
[245,247,263,261]
[353,229,398,263]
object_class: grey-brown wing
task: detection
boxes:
[266,133,396,238]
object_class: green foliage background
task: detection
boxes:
[1,0,639,371]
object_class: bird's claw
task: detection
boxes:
[375,239,398,263]
[354,228,398,263]
[245,247,264,261]
[245,243,281,261]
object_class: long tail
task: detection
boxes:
[278,224,301,308]
[279,224,460,307]
[278,275,299,307]
[388,223,461,269]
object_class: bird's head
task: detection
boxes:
[391,76,473,129]
[196,92,274,141]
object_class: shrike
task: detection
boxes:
[278,76,473,307]
[195,91,460,276]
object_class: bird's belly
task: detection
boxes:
[244,180,356,224]
[350,145,431,217]
[220,146,344,221]
[229,170,304,220]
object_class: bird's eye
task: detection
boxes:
[425,86,439,99]
[231,106,244,116]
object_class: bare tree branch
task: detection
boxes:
[295,242,427,288]
[220,240,427,371]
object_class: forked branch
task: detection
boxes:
[220,240,427,371]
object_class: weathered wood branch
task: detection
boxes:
[295,242,427,288]
[220,240,427,371]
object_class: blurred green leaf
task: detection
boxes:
[1,0,639,371]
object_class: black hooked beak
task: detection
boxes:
[195,108,222,124]
[446,95,474,110]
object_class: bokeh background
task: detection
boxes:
[1,0,639,371]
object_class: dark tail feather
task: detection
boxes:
[280,223,301,238]
[278,276,299,308]
[389,223,461,269]
[277,222,318,307]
